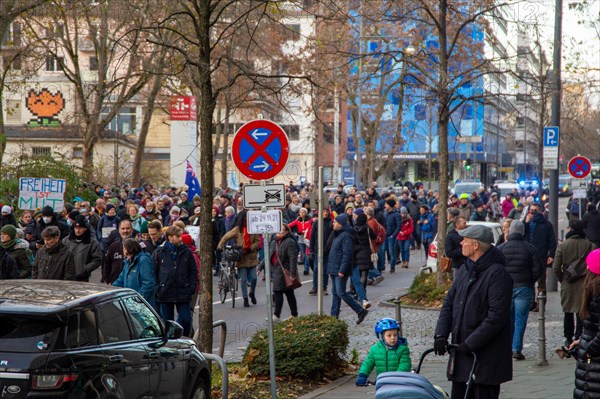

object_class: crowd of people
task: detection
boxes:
[2,178,600,397]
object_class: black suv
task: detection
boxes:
[0,280,210,398]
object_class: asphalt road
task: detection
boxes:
[90,197,571,359]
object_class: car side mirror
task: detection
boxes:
[164,320,184,340]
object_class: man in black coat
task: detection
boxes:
[0,247,18,279]
[583,203,600,247]
[309,208,333,295]
[434,224,512,399]
[524,202,557,309]
[498,220,543,360]
[445,216,466,273]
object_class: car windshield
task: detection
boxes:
[0,316,61,352]
[454,183,481,196]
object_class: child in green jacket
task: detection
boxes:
[356,318,412,386]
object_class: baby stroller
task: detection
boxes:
[374,345,477,399]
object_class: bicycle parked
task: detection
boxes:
[218,245,241,308]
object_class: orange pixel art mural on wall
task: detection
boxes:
[26,88,65,127]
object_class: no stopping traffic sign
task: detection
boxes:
[231,120,290,181]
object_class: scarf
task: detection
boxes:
[0,238,15,250]
[164,241,178,262]
[242,226,251,250]
[289,203,302,213]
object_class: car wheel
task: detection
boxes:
[189,378,209,399]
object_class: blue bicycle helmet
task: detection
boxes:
[374,318,400,339]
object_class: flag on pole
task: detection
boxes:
[185,160,201,198]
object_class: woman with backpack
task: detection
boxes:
[352,211,377,310]
[217,210,260,308]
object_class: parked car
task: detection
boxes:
[0,280,211,399]
[519,179,540,191]
[494,181,520,198]
[420,221,502,273]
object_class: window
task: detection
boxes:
[5,100,21,124]
[45,56,64,71]
[96,301,131,343]
[32,147,51,158]
[65,310,99,348]
[46,23,65,39]
[73,147,83,159]
[281,124,299,140]
[415,104,426,121]
[0,316,60,353]
[101,106,137,134]
[322,122,340,144]
[89,56,98,71]
[122,296,162,339]
[2,55,21,71]
[282,24,301,41]
[2,22,22,47]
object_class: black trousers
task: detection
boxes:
[564,312,583,342]
[273,289,298,318]
[451,382,500,399]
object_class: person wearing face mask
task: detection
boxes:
[164,206,182,226]
[32,226,76,280]
[34,205,70,249]
[63,215,102,282]
[525,202,557,312]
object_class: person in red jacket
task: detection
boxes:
[288,208,313,275]
[396,207,414,269]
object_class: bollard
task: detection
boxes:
[394,296,403,337]
[537,291,548,366]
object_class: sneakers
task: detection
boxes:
[356,309,369,325]
[267,315,280,323]
[367,279,374,285]
[512,351,525,360]
[372,275,385,286]
[362,300,371,309]
[249,292,257,305]
[309,288,317,295]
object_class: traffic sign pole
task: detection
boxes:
[317,167,324,316]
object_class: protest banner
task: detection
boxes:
[19,177,66,211]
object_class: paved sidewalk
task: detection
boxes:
[300,357,576,399]
[299,287,576,399]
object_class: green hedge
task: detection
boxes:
[243,314,349,379]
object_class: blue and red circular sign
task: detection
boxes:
[568,156,592,179]
[232,120,290,180]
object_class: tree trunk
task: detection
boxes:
[435,0,450,287]
[133,75,163,187]
[196,0,215,354]
[220,98,230,190]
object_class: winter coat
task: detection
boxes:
[0,213,17,228]
[553,233,596,313]
[498,233,543,289]
[407,201,420,222]
[435,246,513,385]
[457,203,474,221]
[2,238,33,278]
[486,199,502,220]
[445,229,465,269]
[154,243,198,303]
[574,296,600,399]
[354,223,376,270]
[385,209,402,238]
[501,199,514,217]
[470,210,487,222]
[271,233,299,292]
[96,214,120,252]
[0,249,18,279]
[309,217,333,257]
[396,217,414,241]
[32,242,76,280]
[507,208,523,221]
[583,209,600,245]
[113,252,156,308]
[288,216,313,245]
[102,238,126,284]
[358,339,412,376]
[524,213,557,260]
[217,226,259,268]
[34,216,69,243]
[62,234,102,281]
[327,224,355,276]
[419,212,435,241]
[367,217,385,252]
